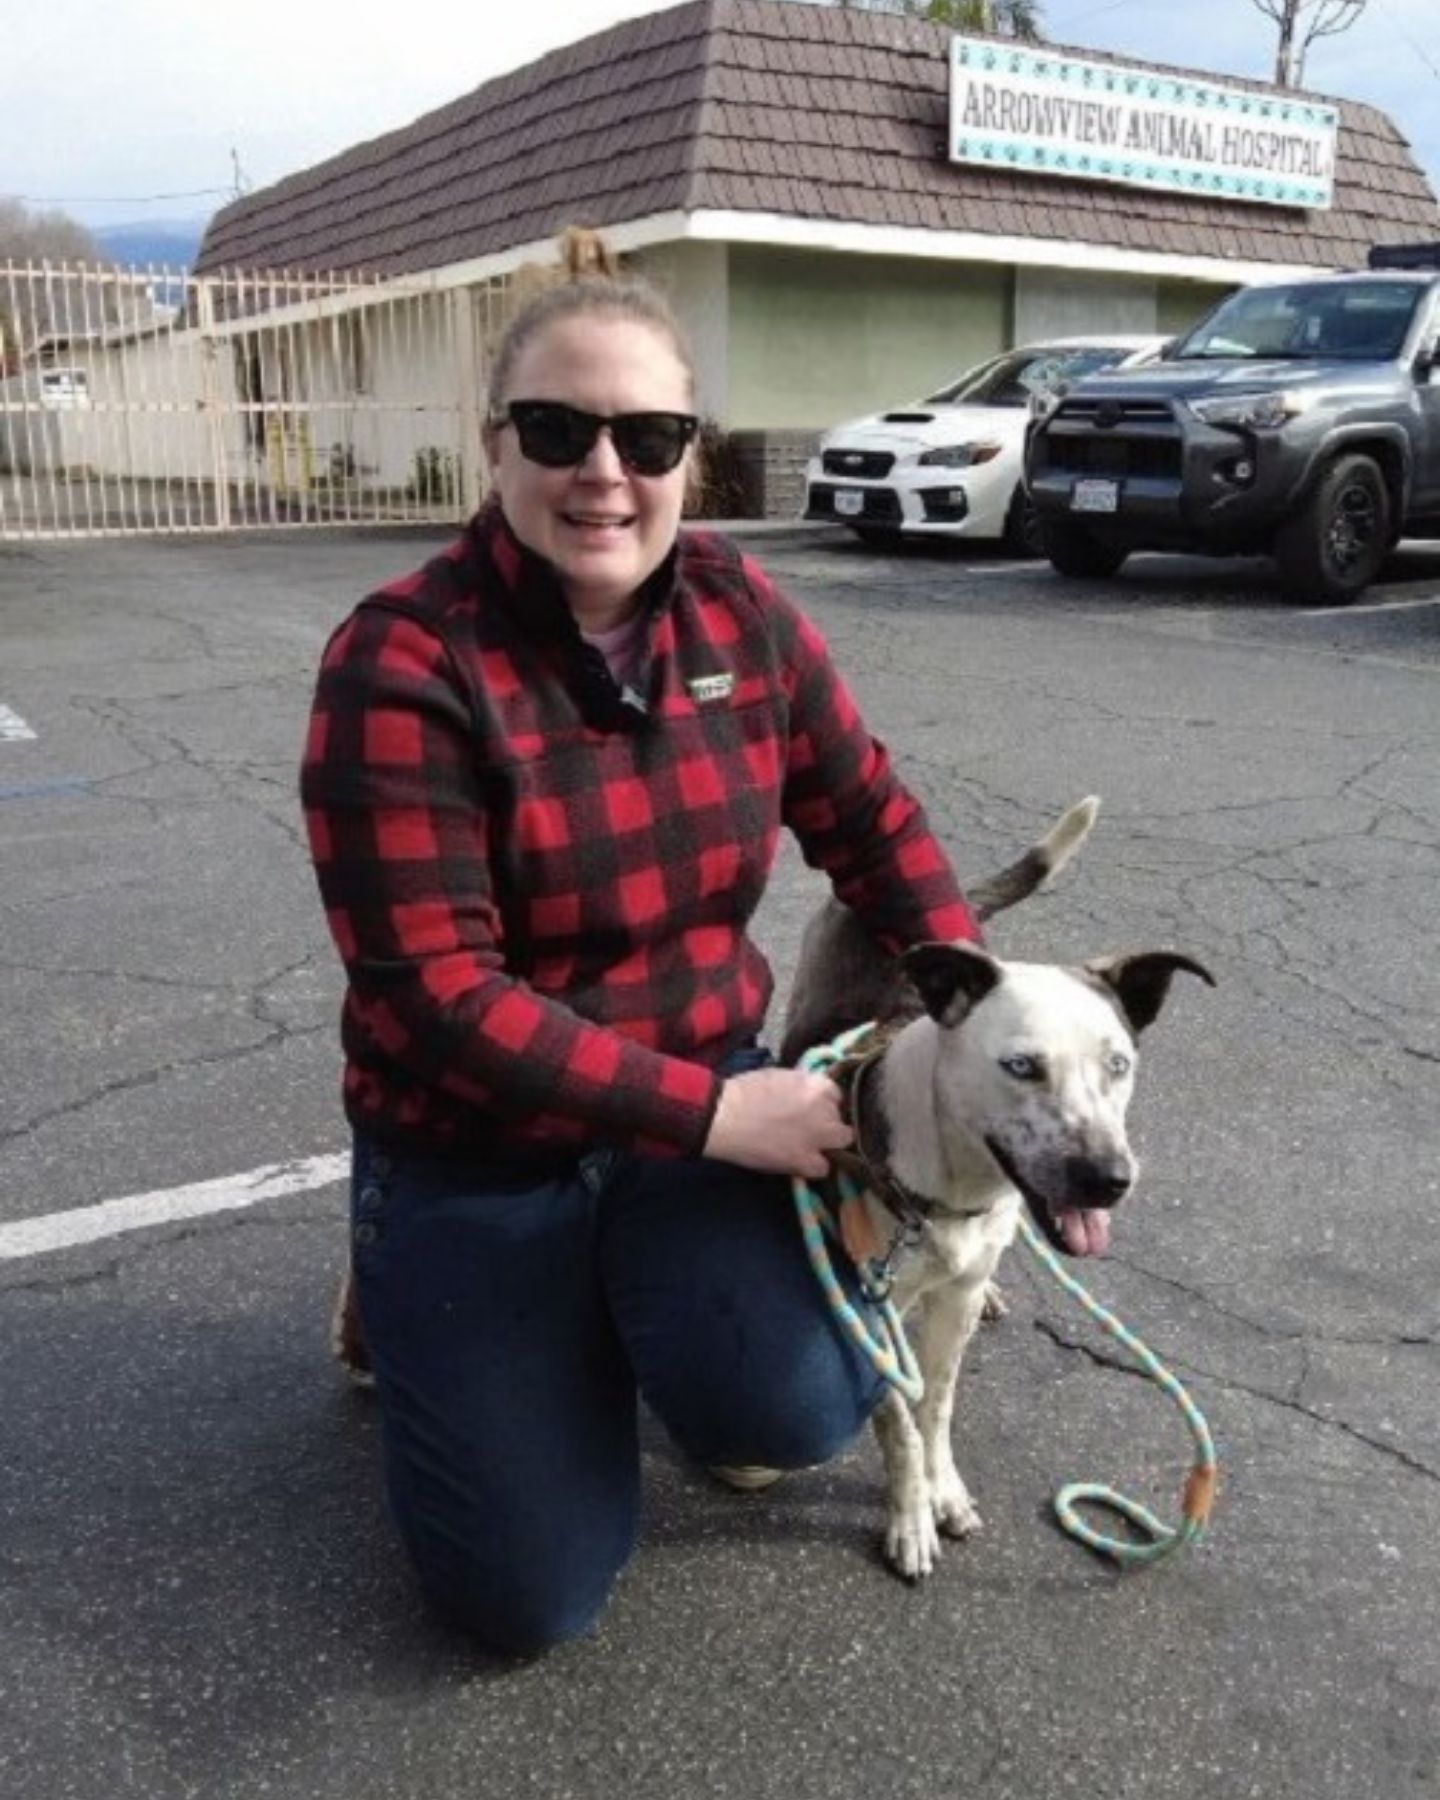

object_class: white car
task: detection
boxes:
[803,335,1170,553]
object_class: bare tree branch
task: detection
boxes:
[1247,0,1372,86]
[1306,0,1367,42]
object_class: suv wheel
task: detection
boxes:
[1040,520,1129,579]
[1003,486,1044,558]
[1274,453,1390,603]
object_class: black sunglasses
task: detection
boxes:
[492,400,699,476]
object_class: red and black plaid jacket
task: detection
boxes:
[301,508,978,1159]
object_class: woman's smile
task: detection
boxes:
[485,314,693,628]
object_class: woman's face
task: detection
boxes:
[485,314,694,623]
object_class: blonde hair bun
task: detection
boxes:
[558,226,620,281]
[487,224,695,411]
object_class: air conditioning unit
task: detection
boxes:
[1367,243,1440,271]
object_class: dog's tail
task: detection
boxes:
[965,795,1100,923]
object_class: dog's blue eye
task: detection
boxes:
[1108,1051,1132,1077]
[1000,1053,1043,1081]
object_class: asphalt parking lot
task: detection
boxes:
[2,523,1438,1800]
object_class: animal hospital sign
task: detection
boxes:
[950,38,1338,210]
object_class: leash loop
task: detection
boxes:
[1017,1212,1218,1566]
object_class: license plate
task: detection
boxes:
[1071,478,1120,514]
[834,488,865,517]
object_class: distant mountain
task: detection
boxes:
[92,217,210,271]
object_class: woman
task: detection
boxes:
[301,232,981,1653]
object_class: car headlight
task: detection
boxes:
[1188,390,1308,430]
[917,441,1003,468]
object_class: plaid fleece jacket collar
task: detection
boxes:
[301,508,977,1159]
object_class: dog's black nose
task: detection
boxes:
[1066,1158,1132,1206]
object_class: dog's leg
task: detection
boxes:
[911,1281,988,1540]
[980,1280,1009,1322]
[871,1387,942,1581]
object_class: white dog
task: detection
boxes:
[781,801,1214,1579]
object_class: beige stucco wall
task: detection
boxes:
[1157,277,1234,338]
[725,244,1010,431]
[1012,266,1233,345]
[633,240,731,425]
[690,246,1235,431]
[1013,265,1159,340]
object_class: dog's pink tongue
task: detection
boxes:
[1057,1207,1111,1257]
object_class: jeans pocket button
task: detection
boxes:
[358,1185,384,1212]
[371,1154,392,1178]
[354,1221,379,1248]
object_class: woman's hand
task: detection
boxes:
[702,1067,853,1179]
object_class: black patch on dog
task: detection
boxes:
[1084,952,1216,1035]
[901,942,1002,1027]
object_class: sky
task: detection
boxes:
[3,0,1437,231]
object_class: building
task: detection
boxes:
[191,0,1440,513]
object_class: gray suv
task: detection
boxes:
[1025,247,1440,602]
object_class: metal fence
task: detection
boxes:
[0,261,516,540]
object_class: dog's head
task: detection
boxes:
[900,942,1215,1258]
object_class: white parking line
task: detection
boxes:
[0,1153,349,1261]
[1300,593,1440,617]
[0,704,37,741]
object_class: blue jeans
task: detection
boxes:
[350,1057,886,1654]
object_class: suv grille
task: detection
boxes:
[1046,436,1182,479]
[822,449,895,479]
[1040,398,1182,480]
[1057,399,1174,425]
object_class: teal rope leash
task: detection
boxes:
[793,1021,1220,1567]
[793,1164,924,1404]
[793,1026,924,1404]
[1016,1213,1218,1565]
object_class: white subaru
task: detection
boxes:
[803,335,1169,553]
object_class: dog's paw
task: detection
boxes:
[931,1476,983,1540]
[980,1280,1009,1323]
[883,1507,942,1581]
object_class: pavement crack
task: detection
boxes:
[1102,1251,1438,1352]
[1032,1317,1440,1484]
[5,1260,123,1295]
[1098,1252,1305,1342]
[0,1025,323,1148]
[0,1196,342,1294]
[0,955,229,996]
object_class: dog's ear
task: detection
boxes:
[1086,951,1216,1035]
[901,942,1002,1027]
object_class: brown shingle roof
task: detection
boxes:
[196,0,1440,276]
